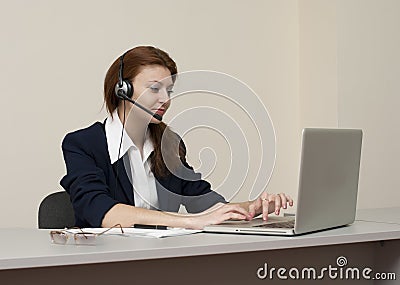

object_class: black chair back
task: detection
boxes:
[38,191,75,229]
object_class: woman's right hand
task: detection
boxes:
[187,203,252,230]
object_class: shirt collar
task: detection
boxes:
[105,109,154,164]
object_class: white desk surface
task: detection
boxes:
[356,206,400,224]
[1,207,399,270]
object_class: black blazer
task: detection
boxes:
[60,121,226,228]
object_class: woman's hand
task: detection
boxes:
[186,192,294,230]
[187,203,251,230]
[248,192,294,221]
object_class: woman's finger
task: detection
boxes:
[273,194,281,215]
[248,202,256,218]
[286,194,294,206]
[279,193,288,209]
[262,193,270,221]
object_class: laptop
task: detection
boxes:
[204,128,363,236]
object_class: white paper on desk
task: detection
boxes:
[127,228,201,238]
[71,228,202,238]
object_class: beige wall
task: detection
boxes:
[336,0,400,208]
[299,0,338,129]
[299,0,400,209]
[0,0,398,228]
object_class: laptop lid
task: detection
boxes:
[294,128,363,234]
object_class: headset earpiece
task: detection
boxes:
[114,53,134,99]
[115,79,133,99]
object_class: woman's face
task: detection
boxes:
[127,65,174,124]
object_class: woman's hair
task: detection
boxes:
[104,46,185,178]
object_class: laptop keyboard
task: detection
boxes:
[253,220,295,229]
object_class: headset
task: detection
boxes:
[114,52,134,100]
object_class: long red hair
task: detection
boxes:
[104,46,185,178]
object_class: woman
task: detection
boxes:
[60,46,293,229]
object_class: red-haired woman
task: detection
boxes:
[60,46,293,229]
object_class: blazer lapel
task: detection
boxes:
[112,155,134,205]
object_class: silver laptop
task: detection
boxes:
[204,128,363,236]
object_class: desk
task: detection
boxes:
[1,208,399,285]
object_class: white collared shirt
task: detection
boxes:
[105,109,159,210]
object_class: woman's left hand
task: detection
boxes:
[248,192,294,221]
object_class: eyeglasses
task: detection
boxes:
[50,224,125,245]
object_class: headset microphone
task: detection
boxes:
[116,91,163,121]
[114,53,163,122]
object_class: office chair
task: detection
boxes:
[38,191,75,229]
